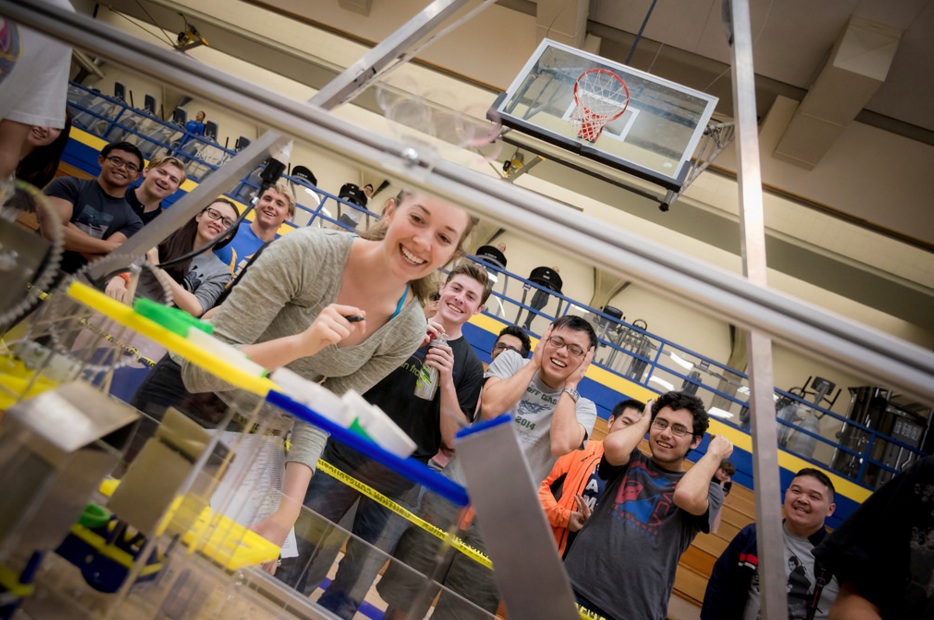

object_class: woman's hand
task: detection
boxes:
[146,247,160,267]
[105,275,130,304]
[250,504,300,575]
[297,304,365,357]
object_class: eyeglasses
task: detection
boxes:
[202,206,236,228]
[546,335,586,358]
[493,342,520,353]
[651,418,694,438]
[104,156,140,174]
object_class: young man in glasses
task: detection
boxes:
[126,155,186,225]
[539,398,645,557]
[41,141,145,274]
[490,325,532,362]
[563,390,732,620]
[214,182,294,276]
[379,315,599,619]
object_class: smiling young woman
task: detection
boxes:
[131,188,477,560]
[105,199,240,318]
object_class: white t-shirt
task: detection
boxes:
[479,349,597,485]
[0,0,75,128]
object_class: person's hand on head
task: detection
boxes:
[531,324,553,370]
[568,345,594,388]
[708,435,734,461]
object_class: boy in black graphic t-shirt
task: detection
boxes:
[42,141,144,273]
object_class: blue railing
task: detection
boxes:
[65,82,929,492]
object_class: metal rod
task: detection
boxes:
[4,0,934,404]
[728,0,786,616]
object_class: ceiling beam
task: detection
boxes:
[775,16,902,169]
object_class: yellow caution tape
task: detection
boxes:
[316,459,492,570]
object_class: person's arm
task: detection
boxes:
[250,460,315,575]
[479,358,538,418]
[539,453,574,529]
[241,304,364,369]
[700,526,750,620]
[162,275,207,316]
[550,346,594,456]
[828,583,882,620]
[0,119,32,179]
[437,342,483,449]
[416,332,463,450]
[40,195,124,255]
[181,231,359,392]
[603,400,653,466]
[673,435,734,515]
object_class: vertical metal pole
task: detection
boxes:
[726,0,788,618]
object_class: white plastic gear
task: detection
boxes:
[0,180,65,330]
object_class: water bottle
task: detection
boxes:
[414,335,446,400]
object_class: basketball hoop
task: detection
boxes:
[571,68,630,143]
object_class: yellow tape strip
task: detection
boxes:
[316,459,492,570]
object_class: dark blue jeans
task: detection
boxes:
[275,462,413,619]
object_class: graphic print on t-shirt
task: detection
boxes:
[580,464,607,512]
[611,459,676,541]
[74,205,115,239]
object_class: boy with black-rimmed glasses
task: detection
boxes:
[41,141,144,274]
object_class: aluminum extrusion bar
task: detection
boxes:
[455,416,578,619]
[112,0,469,268]
[728,1,787,616]
[4,1,934,404]
[311,0,471,107]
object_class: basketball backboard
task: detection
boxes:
[489,39,719,192]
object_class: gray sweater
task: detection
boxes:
[180,227,427,468]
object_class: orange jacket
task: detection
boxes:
[538,440,605,556]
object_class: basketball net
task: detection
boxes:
[571,68,630,143]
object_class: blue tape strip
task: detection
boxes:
[456,413,512,439]
[266,390,470,507]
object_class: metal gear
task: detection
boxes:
[0,180,64,331]
[40,251,171,374]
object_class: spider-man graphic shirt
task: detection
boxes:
[564,449,723,620]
